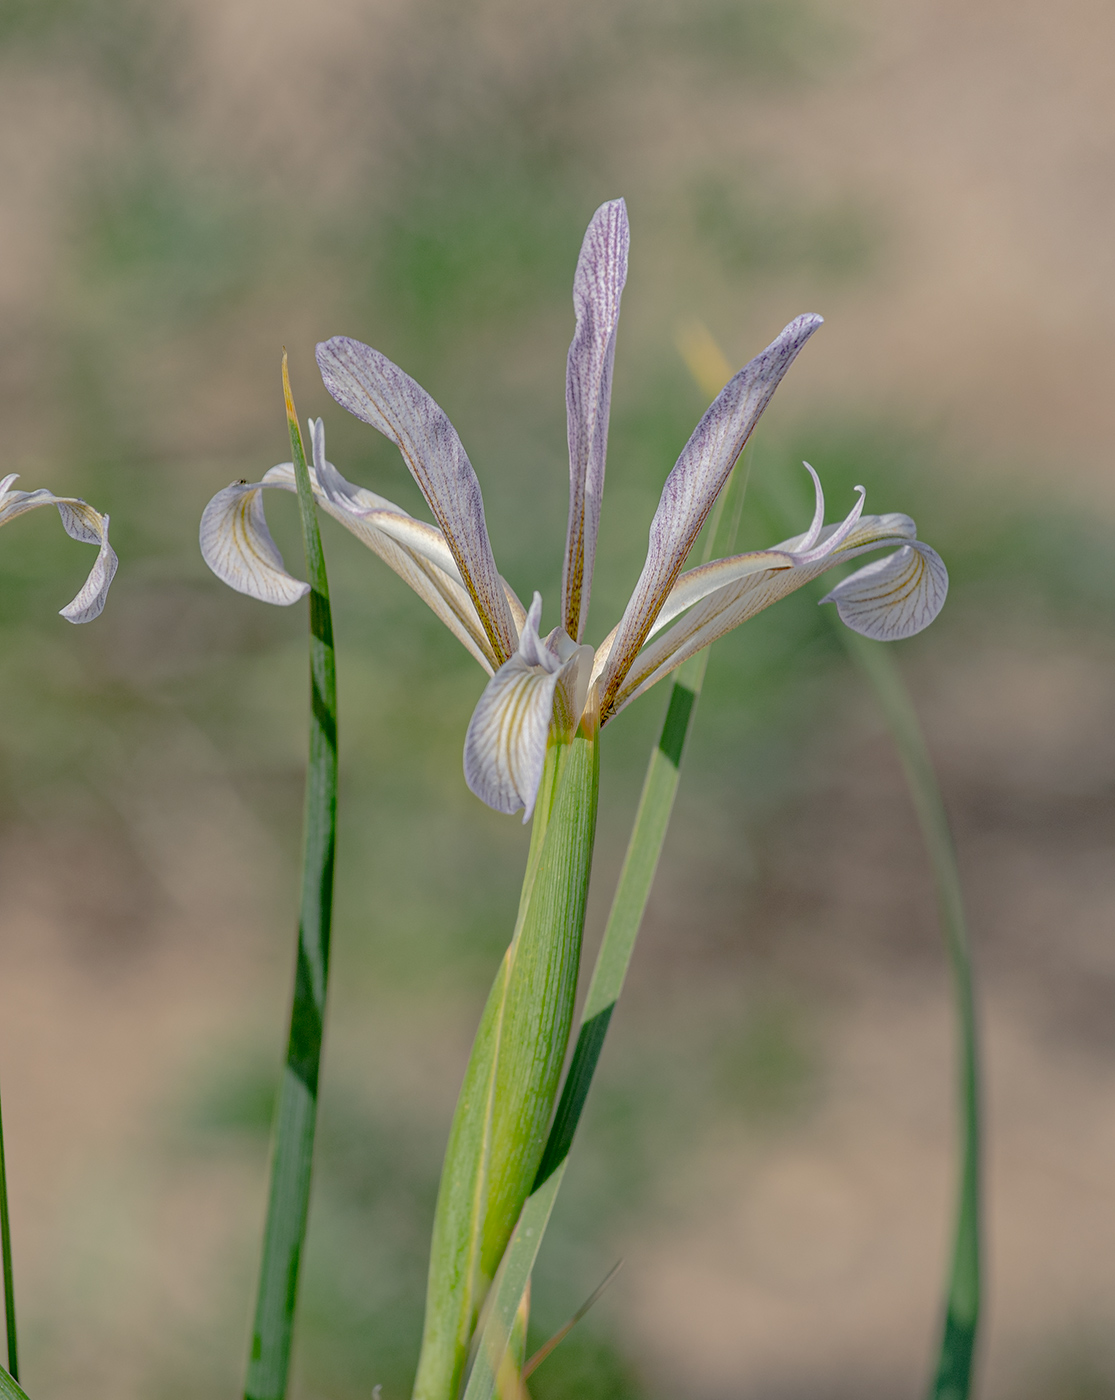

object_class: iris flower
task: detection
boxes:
[201,200,946,817]
[0,474,117,622]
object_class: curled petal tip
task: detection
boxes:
[56,504,118,623]
[821,541,948,640]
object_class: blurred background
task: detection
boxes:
[2,0,1115,1396]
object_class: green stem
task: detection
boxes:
[840,634,980,1400]
[415,712,600,1400]
[244,360,339,1400]
[462,449,752,1400]
[0,1077,17,1383]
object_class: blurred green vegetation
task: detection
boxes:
[2,0,1113,1397]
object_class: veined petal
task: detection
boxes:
[316,336,518,664]
[0,476,118,623]
[56,502,118,623]
[562,198,629,642]
[201,421,506,672]
[820,541,948,640]
[200,481,311,606]
[464,594,592,819]
[604,509,942,720]
[265,463,505,674]
[601,313,823,710]
[301,417,529,646]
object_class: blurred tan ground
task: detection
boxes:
[2,1,1115,1398]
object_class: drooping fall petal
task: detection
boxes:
[603,501,945,719]
[200,480,311,606]
[562,198,629,643]
[820,540,948,641]
[464,595,592,819]
[0,474,118,623]
[600,313,823,711]
[55,501,118,623]
[199,423,514,673]
[316,336,519,664]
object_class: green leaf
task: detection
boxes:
[243,360,339,1400]
[0,1075,18,1383]
[0,1365,29,1400]
[413,714,599,1400]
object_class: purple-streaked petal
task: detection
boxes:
[603,510,939,720]
[820,542,948,640]
[600,313,823,714]
[316,336,518,664]
[258,460,502,673]
[562,198,629,642]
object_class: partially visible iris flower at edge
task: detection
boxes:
[201,199,947,819]
[0,474,117,622]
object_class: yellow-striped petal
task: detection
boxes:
[820,541,948,640]
[199,480,310,606]
[463,595,592,819]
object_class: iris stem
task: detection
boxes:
[0,1075,17,1383]
[461,447,752,1400]
[244,359,339,1400]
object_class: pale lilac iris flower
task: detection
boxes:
[0,474,117,622]
[201,200,946,820]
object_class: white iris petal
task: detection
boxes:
[199,481,310,606]
[463,594,592,821]
[821,541,949,641]
[0,474,118,622]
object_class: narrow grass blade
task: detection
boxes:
[523,1260,622,1380]
[841,634,980,1400]
[414,709,600,1400]
[0,1366,29,1400]
[244,358,339,1400]
[683,324,981,1397]
[462,437,752,1400]
[0,1079,17,1382]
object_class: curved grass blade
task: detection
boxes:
[684,324,980,1399]
[244,358,339,1400]
[0,1078,17,1382]
[842,634,980,1400]
[462,436,752,1400]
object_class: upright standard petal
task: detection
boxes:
[200,481,311,606]
[0,475,118,622]
[463,595,592,819]
[600,313,823,715]
[562,198,629,642]
[316,336,518,664]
